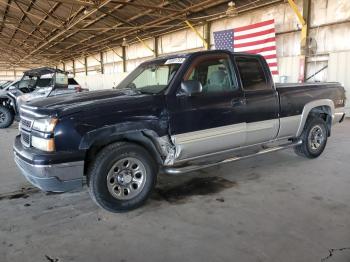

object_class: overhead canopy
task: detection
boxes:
[0,0,281,69]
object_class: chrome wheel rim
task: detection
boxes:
[308,125,325,150]
[107,157,147,200]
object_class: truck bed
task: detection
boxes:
[276,82,345,118]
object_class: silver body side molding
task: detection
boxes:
[161,99,344,167]
[163,140,302,175]
[277,115,301,139]
[171,123,246,161]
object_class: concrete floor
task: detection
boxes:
[0,121,350,262]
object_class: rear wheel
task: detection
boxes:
[294,117,328,159]
[88,142,157,212]
[0,106,14,128]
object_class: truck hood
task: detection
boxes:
[20,89,154,117]
[0,89,7,97]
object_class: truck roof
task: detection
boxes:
[146,50,263,63]
[24,67,67,77]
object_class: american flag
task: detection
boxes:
[214,19,279,75]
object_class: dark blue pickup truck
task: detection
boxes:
[14,50,346,212]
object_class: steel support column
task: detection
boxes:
[301,0,311,82]
[100,52,104,74]
[154,36,159,57]
[72,59,75,76]
[287,0,311,82]
[204,22,211,50]
[122,46,126,73]
[84,56,88,76]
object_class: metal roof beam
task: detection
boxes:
[43,0,133,51]
[0,0,11,33]
[0,0,61,28]
[12,0,113,65]
[18,1,61,47]
[59,0,224,55]
[110,1,181,12]
[48,0,95,6]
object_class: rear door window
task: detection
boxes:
[235,57,270,91]
[55,73,68,86]
[68,78,79,85]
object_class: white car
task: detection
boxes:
[0,67,86,128]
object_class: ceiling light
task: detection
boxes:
[226,1,238,17]
[121,38,128,47]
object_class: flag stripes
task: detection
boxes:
[214,19,279,75]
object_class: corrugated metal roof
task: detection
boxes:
[0,0,281,68]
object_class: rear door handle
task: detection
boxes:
[231,98,246,106]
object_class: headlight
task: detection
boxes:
[32,118,58,133]
[31,136,55,152]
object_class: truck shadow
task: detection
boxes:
[146,150,305,207]
[151,176,237,204]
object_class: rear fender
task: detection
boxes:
[296,99,335,137]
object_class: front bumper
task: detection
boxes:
[14,136,84,192]
[14,155,83,192]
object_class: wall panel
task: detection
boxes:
[328,51,350,115]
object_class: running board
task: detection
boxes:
[163,140,302,175]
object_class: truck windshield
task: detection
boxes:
[118,59,183,94]
[18,76,38,92]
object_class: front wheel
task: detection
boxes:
[294,117,328,159]
[88,142,157,212]
[0,106,14,128]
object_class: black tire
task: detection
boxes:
[0,106,14,128]
[294,117,328,159]
[87,142,158,213]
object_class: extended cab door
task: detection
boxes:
[234,55,279,145]
[167,53,247,161]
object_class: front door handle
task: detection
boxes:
[231,98,246,106]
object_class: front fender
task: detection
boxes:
[79,123,164,165]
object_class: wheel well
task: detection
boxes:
[83,134,163,176]
[0,97,14,111]
[308,106,332,136]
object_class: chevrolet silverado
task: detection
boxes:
[13,50,346,212]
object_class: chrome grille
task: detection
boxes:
[21,130,31,147]
[20,117,33,130]
[20,117,33,148]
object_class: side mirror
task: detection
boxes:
[181,80,202,97]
